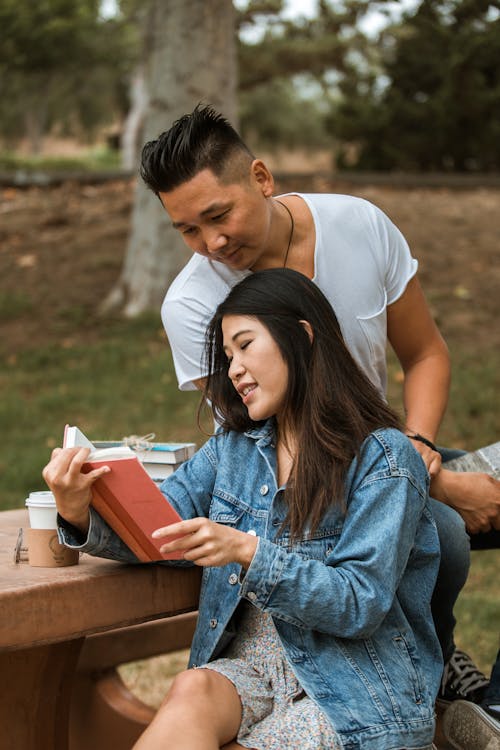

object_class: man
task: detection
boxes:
[139,104,499,712]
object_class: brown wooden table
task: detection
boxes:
[0,509,201,750]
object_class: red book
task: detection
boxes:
[64,425,186,562]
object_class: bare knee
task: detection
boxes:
[163,667,224,707]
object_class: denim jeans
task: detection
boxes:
[431,447,470,662]
[432,446,500,663]
[429,497,470,663]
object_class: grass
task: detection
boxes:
[2,306,498,707]
[0,147,122,173]
[0,313,201,509]
[386,346,500,448]
[455,550,498,676]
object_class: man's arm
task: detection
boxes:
[192,377,207,391]
[387,275,451,472]
[387,276,500,532]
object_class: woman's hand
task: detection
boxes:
[42,447,110,533]
[152,517,258,568]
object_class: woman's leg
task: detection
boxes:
[132,668,243,750]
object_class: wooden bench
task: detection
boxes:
[0,508,201,750]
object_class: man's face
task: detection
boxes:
[159,166,273,271]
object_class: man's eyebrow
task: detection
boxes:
[171,202,230,229]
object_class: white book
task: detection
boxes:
[142,463,176,481]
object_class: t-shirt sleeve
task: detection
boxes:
[161,292,211,391]
[370,203,418,305]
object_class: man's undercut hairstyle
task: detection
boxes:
[140,103,254,195]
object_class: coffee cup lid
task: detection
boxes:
[25,491,56,507]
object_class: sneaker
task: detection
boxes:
[443,699,500,750]
[438,649,490,706]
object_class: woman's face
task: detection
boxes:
[222,314,288,423]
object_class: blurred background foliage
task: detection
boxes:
[1,0,499,171]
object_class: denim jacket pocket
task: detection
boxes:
[392,632,425,705]
[209,495,246,525]
[277,524,343,561]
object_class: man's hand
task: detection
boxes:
[431,468,500,534]
[152,517,258,569]
[408,437,442,477]
[42,447,110,534]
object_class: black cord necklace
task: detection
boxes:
[275,199,295,268]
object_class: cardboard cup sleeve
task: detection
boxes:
[27,528,79,567]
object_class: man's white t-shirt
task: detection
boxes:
[161,194,418,394]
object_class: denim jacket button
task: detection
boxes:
[247,529,257,536]
[247,592,257,602]
[209,618,218,629]
[260,484,269,495]
[228,573,238,585]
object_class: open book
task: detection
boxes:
[63,425,186,562]
[443,440,500,479]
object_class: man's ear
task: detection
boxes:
[250,159,274,197]
[299,320,314,343]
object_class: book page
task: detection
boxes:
[89,446,136,461]
[64,425,135,461]
[64,424,96,450]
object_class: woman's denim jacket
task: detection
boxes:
[60,425,442,750]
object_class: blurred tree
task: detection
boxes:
[331,0,500,171]
[239,77,331,151]
[236,0,383,150]
[102,0,237,317]
[117,0,154,169]
[0,0,131,152]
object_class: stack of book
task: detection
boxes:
[93,440,196,484]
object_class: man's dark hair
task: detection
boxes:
[140,103,254,195]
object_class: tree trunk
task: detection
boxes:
[103,0,237,317]
[121,65,149,171]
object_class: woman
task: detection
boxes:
[44,269,441,750]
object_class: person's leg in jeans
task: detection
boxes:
[433,446,496,704]
[430,498,470,665]
[430,493,490,704]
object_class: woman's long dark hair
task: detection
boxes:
[204,268,402,540]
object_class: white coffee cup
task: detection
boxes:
[25,491,58,529]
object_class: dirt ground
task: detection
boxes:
[1,175,499,356]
